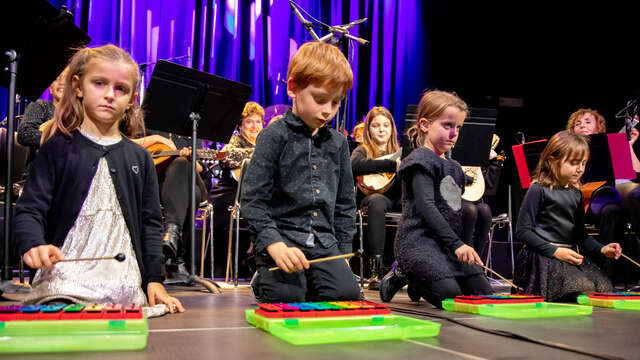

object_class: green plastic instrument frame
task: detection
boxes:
[442,299,593,318]
[0,317,148,353]
[577,295,640,310]
[246,309,440,345]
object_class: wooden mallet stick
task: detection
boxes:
[478,263,519,290]
[621,253,640,269]
[268,252,356,271]
[53,253,126,264]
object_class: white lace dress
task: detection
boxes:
[25,133,147,305]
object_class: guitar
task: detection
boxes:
[145,142,225,172]
[461,134,502,202]
[231,167,242,182]
[356,149,402,195]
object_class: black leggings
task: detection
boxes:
[461,200,492,259]
[411,274,492,309]
[160,157,207,226]
[360,193,399,259]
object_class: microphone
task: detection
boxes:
[289,1,320,41]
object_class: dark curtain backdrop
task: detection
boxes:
[1,0,427,138]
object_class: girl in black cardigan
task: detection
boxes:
[15,45,183,312]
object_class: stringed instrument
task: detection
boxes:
[580,181,608,213]
[461,134,502,202]
[145,141,225,173]
[356,149,402,195]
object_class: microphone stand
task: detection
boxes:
[138,54,190,103]
[615,99,638,141]
[0,50,19,297]
[289,1,369,133]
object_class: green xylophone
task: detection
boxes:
[0,303,147,353]
[577,292,640,310]
[246,300,440,345]
[442,295,593,319]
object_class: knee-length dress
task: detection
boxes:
[395,147,483,282]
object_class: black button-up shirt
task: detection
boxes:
[241,110,356,255]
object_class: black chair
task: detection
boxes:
[226,158,251,287]
[355,209,401,288]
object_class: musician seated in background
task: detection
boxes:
[567,108,640,282]
[351,121,364,143]
[133,131,211,281]
[17,67,68,176]
[350,106,401,290]
[209,101,264,277]
[461,135,504,261]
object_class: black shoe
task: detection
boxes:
[162,223,180,262]
[367,255,383,290]
[166,257,190,282]
[407,282,420,302]
[379,263,407,302]
[368,277,380,290]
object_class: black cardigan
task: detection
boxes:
[14,130,165,287]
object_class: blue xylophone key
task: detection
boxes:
[19,305,45,313]
[290,303,314,311]
[302,302,330,310]
[41,304,66,313]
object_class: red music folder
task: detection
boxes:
[512,133,635,188]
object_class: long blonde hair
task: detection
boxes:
[532,130,590,187]
[406,90,468,149]
[43,44,144,142]
[362,106,399,158]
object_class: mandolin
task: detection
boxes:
[145,142,225,172]
[356,149,402,195]
[461,134,502,202]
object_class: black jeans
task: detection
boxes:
[160,157,207,227]
[461,200,492,260]
[252,241,361,303]
[411,274,492,309]
[360,193,400,260]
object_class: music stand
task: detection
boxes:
[512,133,635,189]
[451,108,497,166]
[0,0,89,294]
[142,60,251,293]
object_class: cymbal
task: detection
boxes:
[264,104,290,124]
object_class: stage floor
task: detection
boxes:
[2,283,639,360]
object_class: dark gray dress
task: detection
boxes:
[395,147,483,282]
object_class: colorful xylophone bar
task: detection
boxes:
[443,295,593,319]
[0,304,147,354]
[577,292,640,310]
[254,301,390,318]
[453,295,544,304]
[0,303,143,321]
[246,300,440,345]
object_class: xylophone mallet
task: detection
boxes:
[53,253,126,264]
[268,252,358,271]
[621,253,640,269]
[477,263,524,294]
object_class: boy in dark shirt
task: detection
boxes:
[242,41,361,302]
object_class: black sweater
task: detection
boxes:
[516,183,603,258]
[14,131,165,287]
